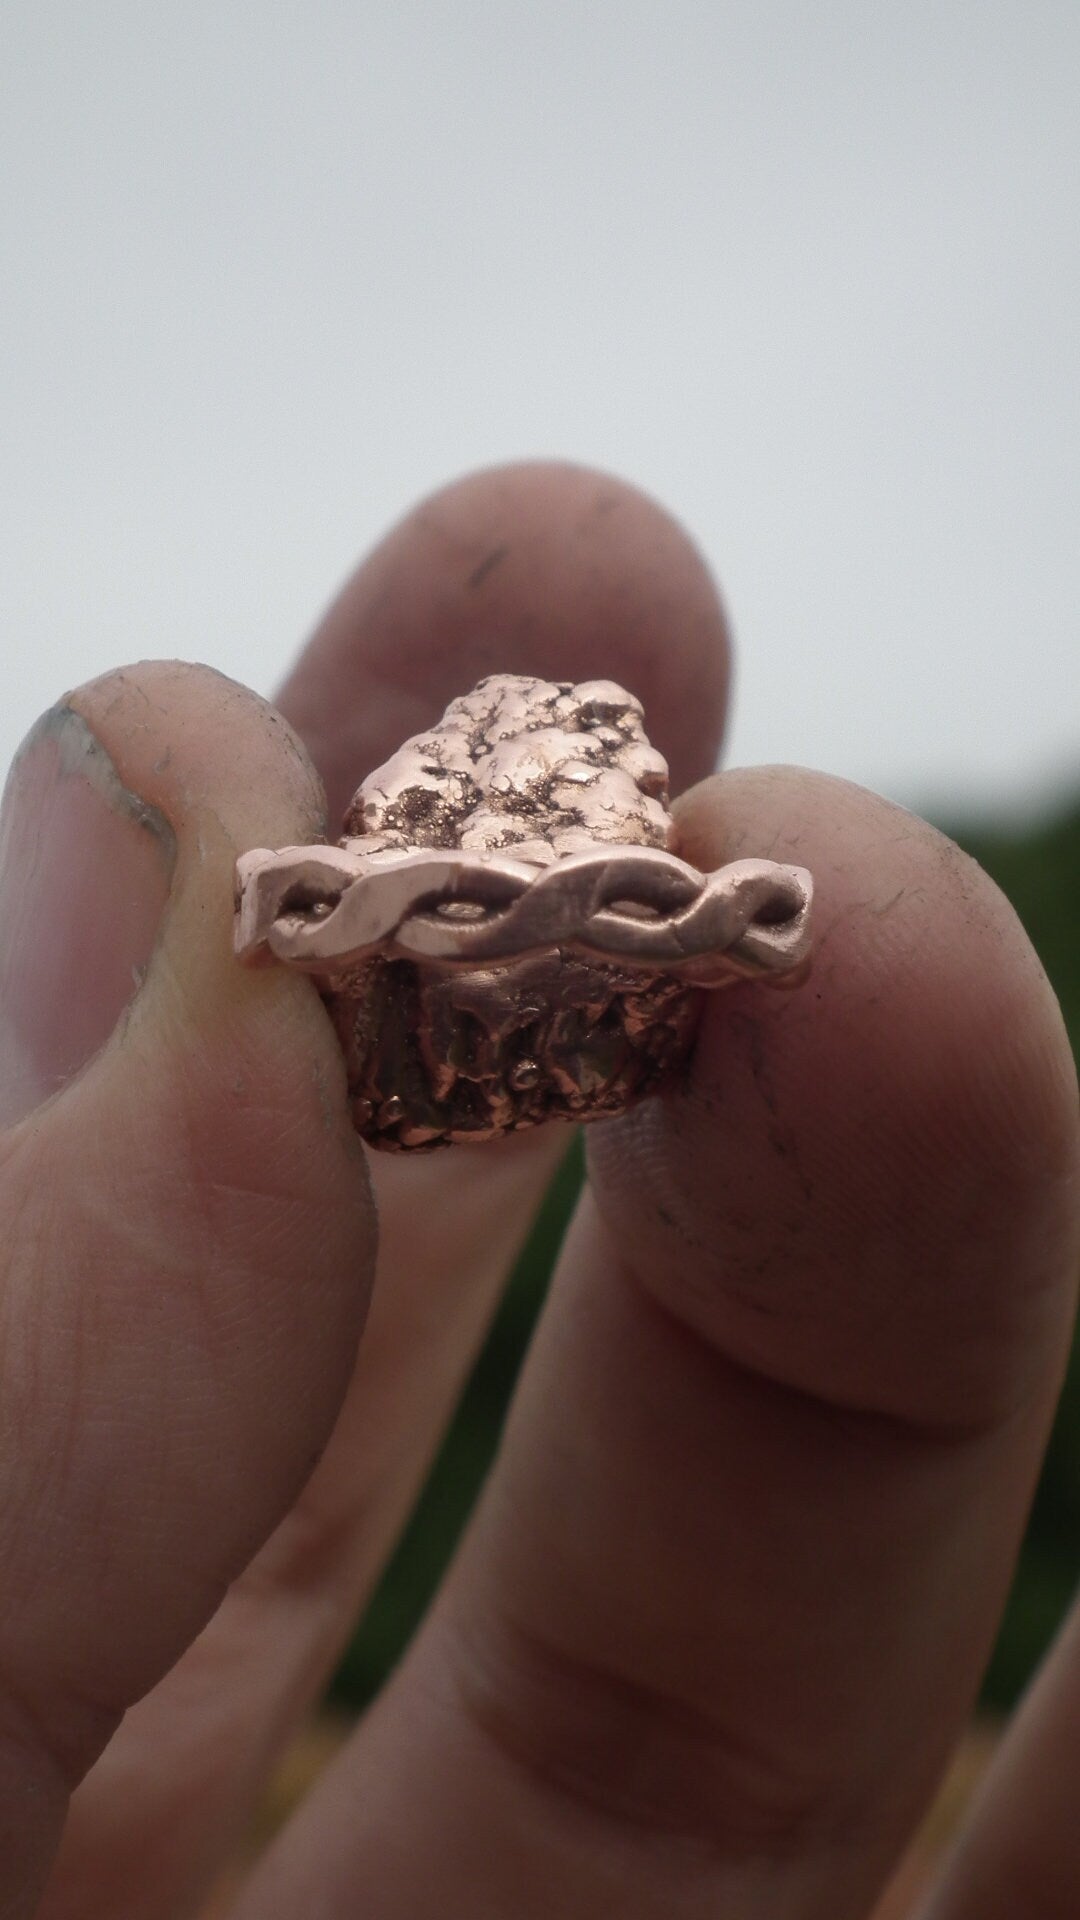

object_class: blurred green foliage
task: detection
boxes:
[333,800,1080,1715]
[948,801,1080,1707]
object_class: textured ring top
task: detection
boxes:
[235,673,812,1150]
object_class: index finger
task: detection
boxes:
[41,463,734,1920]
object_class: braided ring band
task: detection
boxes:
[236,844,810,985]
[235,673,813,1149]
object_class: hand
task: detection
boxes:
[0,464,1076,1920]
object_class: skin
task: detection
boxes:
[0,461,1075,1920]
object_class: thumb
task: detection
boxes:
[0,662,375,1914]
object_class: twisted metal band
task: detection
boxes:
[234,842,812,987]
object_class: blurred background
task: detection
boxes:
[2,0,1077,1829]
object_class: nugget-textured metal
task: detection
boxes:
[235,674,812,1149]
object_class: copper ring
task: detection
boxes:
[235,674,812,1149]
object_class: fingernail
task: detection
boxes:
[0,705,175,1128]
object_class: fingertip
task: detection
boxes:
[53,658,368,1191]
[590,766,1080,1428]
[279,460,732,822]
[0,661,336,1131]
[67,659,329,854]
[675,763,1079,1189]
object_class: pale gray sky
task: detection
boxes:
[2,1,1078,818]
